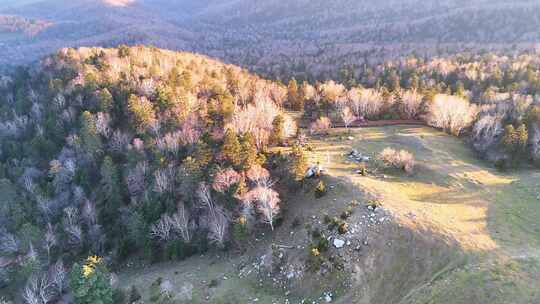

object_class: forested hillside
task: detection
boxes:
[2,0,540,75]
[0,46,300,302]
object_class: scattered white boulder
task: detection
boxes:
[305,164,324,178]
[348,149,371,163]
[324,291,333,302]
[160,280,174,295]
[333,238,345,248]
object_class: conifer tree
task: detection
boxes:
[70,256,113,304]
[97,88,113,113]
[179,71,192,91]
[220,91,235,122]
[240,133,258,171]
[502,124,517,154]
[155,85,174,110]
[290,144,308,183]
[99,156,123,234]
[288,78,301,110]
[80,111,102,156]
[127,95,157,134]
[222,129,242,167]
[516,124,528,153]
[270,115,285,146]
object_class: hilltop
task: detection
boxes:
[0,45,295,302]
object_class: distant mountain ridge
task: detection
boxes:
[1,0,540,74]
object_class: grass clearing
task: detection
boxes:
[307,126,540,253]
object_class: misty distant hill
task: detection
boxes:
[1,0,540,73]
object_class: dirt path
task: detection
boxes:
[334,119,425,128]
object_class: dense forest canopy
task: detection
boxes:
[2,44,540,302]
[0,46,305,302]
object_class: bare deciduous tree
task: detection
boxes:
[246,164,270,184]
[379,148,415,174]
[81,200,97,226]
[212,168,241,193]
[153,167,175,195]
[43,223,56,264]
[427,94,478,136]
[126,162,147,197]
[110,130,131,153]
[197,184,230,247]
[156,132,181,156]
[244,179,281,231]
[340,106,356,129]
[63,207,83,247]
[309,117,331,135]
[49,260,67,296]
[23,274,54,304]
[150,214,173,242]
[169,202,192,243]
[0,231,19,255]
[179,116,201,146]
[401,90,424,119]
[95,112,111,138]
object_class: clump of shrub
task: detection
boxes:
[338,222,349,234]
[315,180,327,198]
[208,279,219,288]
[340,205,354,219]
[494,158,507,171]
[291,216,302,228]
[358,162,368,176]
[326,216,348,234]
[378,147,415,174]
[365,194,382,210]
[306,227,330,271]
[323,213,332,224]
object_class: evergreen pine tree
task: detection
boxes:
[97,88,114,113]
[516,124,528,153]
[502,124,517,153]
[222,129,242,167]
[220,91,235,122]
[288,78,301,110]
[99,156,123,235]
[290,144,308,183]
[70,256,113,304]
[240,133,258,170]
[80,111,102,156]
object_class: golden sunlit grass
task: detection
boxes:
[308,126,540,253]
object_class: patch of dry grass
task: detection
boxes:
[307,126,540,252]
